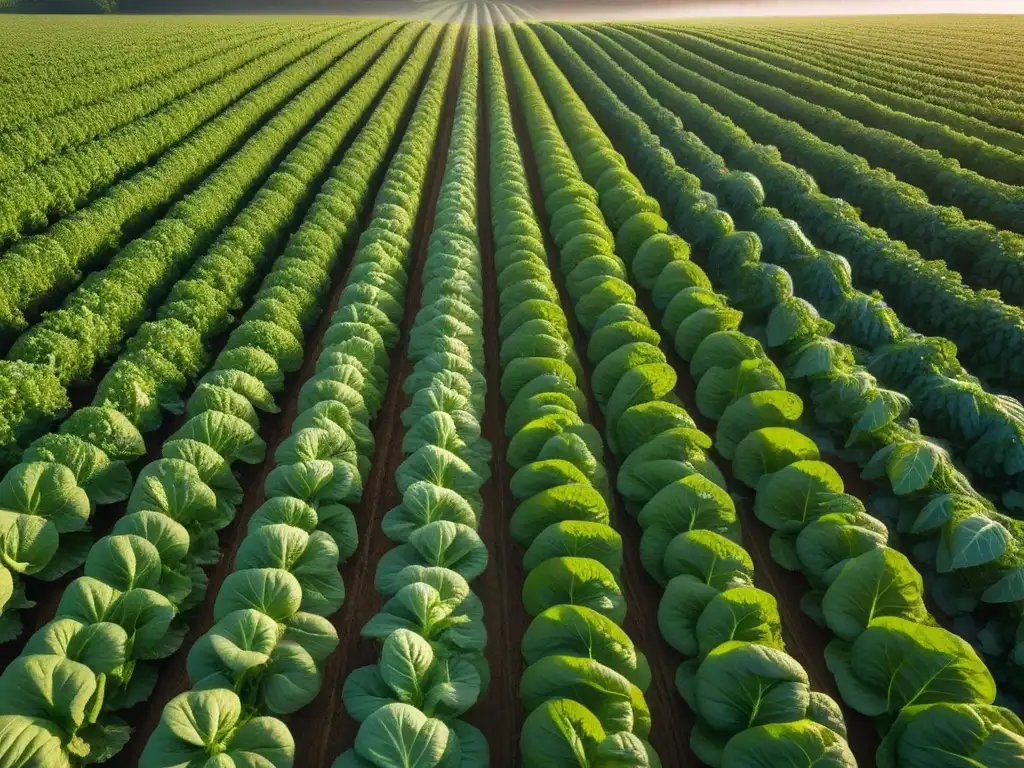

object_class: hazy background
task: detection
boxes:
[123,0,1024,14]
[2,0,1020,17]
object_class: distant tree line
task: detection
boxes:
[1,0,674,15]
[2,0,421,12]
[2,0,117,10]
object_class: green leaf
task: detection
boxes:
[825,617,996,716]
[375,522,487,595]
[878,702,1024,768]
[24,619,128,676]
[605,363,677,441]
[754,460,848,534]
[822,549,930,642]
[0,463,90,534]
[694,641,809,733]
[886,442,941,495]
[523,556,625,625]
[937,514,1012,573]
[734,427,820,489]
[522,604,650,690]
[140,689,294,767]
[982,567,1024,603]
[510,483,609,547]
[520,698,605,766]
[721,720,856,767]
[350,703,455,767]
[0,510,59,575]
[521,655,638,736]
[696,587,784,657]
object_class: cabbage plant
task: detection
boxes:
[139,689,294,768]
[332,30,494,767]
[500,22,864,766]
[493,25,666,764]
[131,23,455,767]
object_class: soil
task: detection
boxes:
[461,24,530,759]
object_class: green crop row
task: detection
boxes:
[670,26,1024,157]
[0,24,366,337]
[589,26,1024,400]
[484,22,662,765]
[637,26,1024,238]
[0,18,306,133]
[0,22,415,638]
[544,21,1024,691]
[642,26,1024,192]
[504,22,864,766]
[333,28,494,767]
[0,22,319,185]
[545,22,1024,504]
[142,26,454,767]
[0,25,445,767]
[514,19,1024,765]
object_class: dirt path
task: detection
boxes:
[460,24,528,759]
[499,39,698,764]
[288,29,467,767]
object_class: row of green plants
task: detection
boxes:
[546,21,1024,545]
[635,26,1024,238]
[689,22,1024,135]
[0,23,369,337]
[0,25,443,767]
[736,21,1017,86]
[550,23,1024,501]
[547,21,1024,691]
[0,18,286,132]
[334,30,493,766]
[11,23,400,389]
[513,21,1024,764]
[142,26,455,767]
[0,21,315,184]
[504,23,859,766]
[579,24,1024,515]
[0,23,393,473]
[674,26,1024,157]
[643,26,1024,192]
[0,22,417,638]
[483,24,661,765]
[587,27,1024,404]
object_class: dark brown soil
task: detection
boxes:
[461,25,529,759]
[287,29,467,767]
[500,34,698,764]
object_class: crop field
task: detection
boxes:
[0,10,1023,767]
